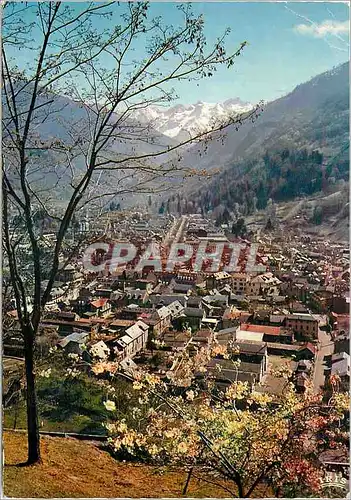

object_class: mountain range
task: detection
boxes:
[174,62,349,175]
[4,62,349,218]
[133,98,253,143]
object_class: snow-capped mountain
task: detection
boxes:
[133,98,253,143]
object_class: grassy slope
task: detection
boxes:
[3,403,106,435]
[3,431,270,498]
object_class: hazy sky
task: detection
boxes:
[11,1,350,106]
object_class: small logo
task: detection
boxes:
[321,471,349,494]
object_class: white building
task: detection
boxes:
[115,320,149,359]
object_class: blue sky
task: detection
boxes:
[145,1,349,104]
[9,2,350,106]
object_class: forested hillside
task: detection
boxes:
[181,146,349,217]
[165,63,349,218]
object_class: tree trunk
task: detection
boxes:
[24,327,41,464]
[182,467,194,495]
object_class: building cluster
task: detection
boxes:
[3,211,349,482]
[4,213,349,398]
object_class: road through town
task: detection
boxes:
[313,318,334,393]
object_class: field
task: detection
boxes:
[3,431,271,498]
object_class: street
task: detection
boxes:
[313,317,334,393]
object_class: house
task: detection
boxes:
[327,295,349,314]
[330,313,349,337]
[205,338,268,388]
[263,327,294,344]
[109,290,128,308]
[89,298,112,317]
[235,324,294,344]
[137,306,171,336]
[88,340,110,359]
[245,277,261,296]
[331,352,349,364]
[206,357,265,389]
[202,294,229,309]
[201,317,219,330]
[206,272,232,290]
[56,263,77,283]
[120,304,150,320]
[58,331,89,354]
[334,332,350,355]
[49,286,66,304]
[231,340,269,373]
[285,314,318,339]
[170,281,194,294]
[109,319,135,334]
[221,308,251,329]
[151,306,172,335]
[124,288,149,304]
[251,310,271,325]
[56,311,80,322]
[331,352,350,391]
[231,273,248,295]
[114,320,149,359]
[149,294,188,307]
[70,289,93,315]
[186,296,202,308]
[298,343,317,360]
[191,329,213,348]
[218,284,232,298]
[234,325,265,343]
[163,330,191,351]
[279,276,309,302]
[135,279,154,292]
[94,287,113,298]
[269,314,286,326]
[41,317,93,336]
[289,301,309,314]
[215,327,237,346]
[167,300,185,319]
[119,357,138,375]
[246,272,281,296]
[308,290,331,313]
[183,307,205,329]
[186,329,214,354]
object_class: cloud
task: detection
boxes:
[294,20,349,38]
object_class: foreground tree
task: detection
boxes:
[97,346,349,498]
[2,1,260,463]
[30,329,349,497]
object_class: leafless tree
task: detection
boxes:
[2,1,261,464]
